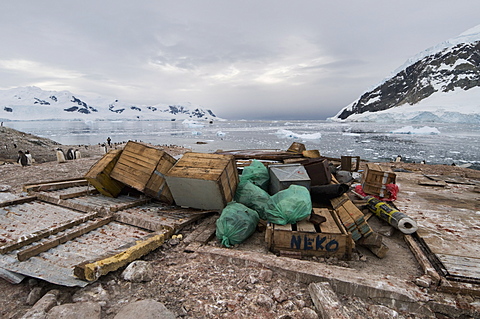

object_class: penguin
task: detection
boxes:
[74,149,81,159]
[66,148,75,160]
[56,148,66,163]
[17,151,28,167]
[25,150,33,165]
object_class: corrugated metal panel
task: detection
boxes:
[0,221,152,287]
[0,190,211,287]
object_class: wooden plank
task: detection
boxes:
[0,196,37,208]
[0,211,100,254]
[296,219,316,233]
[418,180,447,187]
[274,224,293,231]
[59,189,99,200]
[313,208,342,234]
[184,215,219,252]
[168,167,226,181]
[74,231,167,281]
[404,235,441,285]
[330,193,349,209]
[23,179,89,193]
[438,280,480,297]
[308,282,351,319]
[36,193,106,214]
[17,216,114,261]
[108,198,151,212]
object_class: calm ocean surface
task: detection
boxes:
[5,120,480,169]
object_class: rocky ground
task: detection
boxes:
[0,126,479,318]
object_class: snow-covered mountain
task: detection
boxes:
[331,25,480,123]
[0,86,219,121]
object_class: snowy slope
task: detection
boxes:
[330,25,480,123]
[0,86,219,121]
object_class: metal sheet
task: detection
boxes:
[0,221,152,287]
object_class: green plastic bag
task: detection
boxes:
[216,202,260,248]
[239,159,270,191]
[234,181,271,220]
[264,185,312,225]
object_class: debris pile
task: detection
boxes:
[2,139,480,318]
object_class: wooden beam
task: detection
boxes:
[74,231,167,281]
[0,196,37,208]
[183,215,218,252]
[23,178,88,193]
[108,198,151,212]
[59,189,99,200]
[308,282,351,319]
[36,193,107,214]
[17,216,114,261]
[0,211,100,254]
[404,234,441,285]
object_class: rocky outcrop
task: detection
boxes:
[337,41,480,120]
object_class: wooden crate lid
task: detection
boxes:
[166,152,237,181]
[85,149,122,178]
[110,141,175,192]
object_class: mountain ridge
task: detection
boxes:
[0,86,218,121]
[331,25,480,123]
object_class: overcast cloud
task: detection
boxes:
[1,1,479,119]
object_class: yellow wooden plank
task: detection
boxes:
[74,232,167,281]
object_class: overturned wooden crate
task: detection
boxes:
[165,152,239,210]
[84,149,125,197]
[265,208,353,259]
[110,141,176,203]
[361,163,396,198]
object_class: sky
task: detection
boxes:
[1,1,479,120]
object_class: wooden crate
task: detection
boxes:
[84,149,125,197]
[265,208,352,259]
[361,163,396,197]
[300,158,332,186]
[110,141,176,203]
[165,152,239,210]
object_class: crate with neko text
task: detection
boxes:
[265,208,353,259]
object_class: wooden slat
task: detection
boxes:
[403,235,441,284]
[274,224,293,231]
[0,196,37,208]
[313,208,342,234]
[296,219,316,233]
[0,211,100,254]
[59,189,99,200]
[23,179,88,193]
[17,216,115,261]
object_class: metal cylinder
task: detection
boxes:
[366,197,418,234]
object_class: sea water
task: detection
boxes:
[5,120,480,169]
